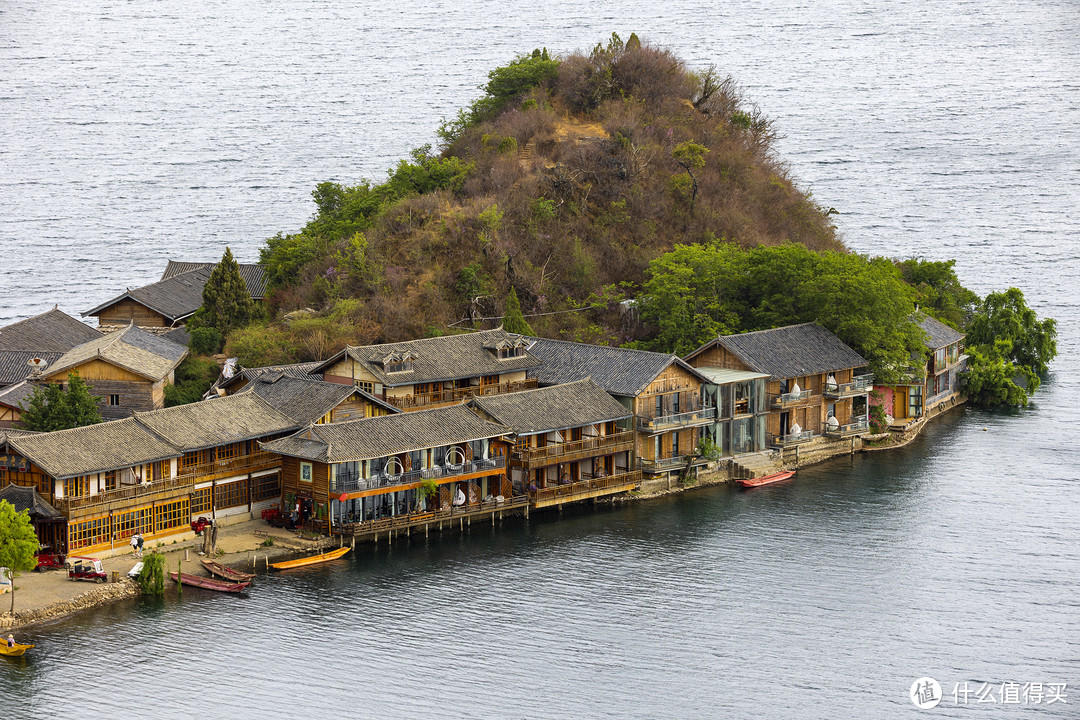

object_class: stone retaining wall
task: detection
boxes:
[0,579,141,631]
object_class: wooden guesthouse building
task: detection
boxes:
[0,308,102,389]
[313,328,540,411]
[262,404,526,540]
[468,379,640,509]
[525,338,715,481]
[873,315,966,427]
[685,323,871,449]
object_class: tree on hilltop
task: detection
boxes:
[503,287,534,336]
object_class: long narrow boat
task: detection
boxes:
[1,643,35,657]
[201,558,255,583]
[736,470,796,489]
[270,546,350,571]
[169,571,250,593]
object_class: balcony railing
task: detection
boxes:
[823,374,874,398]
[387,378,539,410]
[334,494,530,533]
[825,415,870,437]
[529,470,642,505]
[770,389,814,408]
[513,431,635,464]
[768,430,816,447]
[637,454,707,474]
[636,407,717,433]
[177,450,280,482]
[55,474,193,513]
[332,455,507,494]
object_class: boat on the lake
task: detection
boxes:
[201,558,255,583]
[169,571,250,593]
[736,470,796,488]
[1,642,35,657]
[270,546,350,571]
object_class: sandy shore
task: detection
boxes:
[0,518,331,631]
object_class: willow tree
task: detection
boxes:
[202,247,254,339]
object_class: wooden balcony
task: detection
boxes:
[770,389,815,408]
[512,431,634,467]
[387,378,539,410]
[637,454,708,475]
[768,430,816,448]
[636,407,717,434]
[824,417,870,438]
[334,495,530,538]
[177,450,281,483]
[55,475,194,515]
[823,374,874,399]
[529,470,641,508]
[333,456,507,497]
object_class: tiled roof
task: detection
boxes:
[161,260,267,298]
[262,404,510,463]
[219,361,323,391]
[237,373,398,425]
[0,483,64,520]
[524,337,706,397]
[84,268,213,323]
[42,324,187,382]
[0,380,35,410]
[693,323,867,380]
[9,417,181,479]
[313,328,540,386]
[133,393,297,452]
[0,428,38,446]
[917,314,964,350]
[0,351,64,387]
[0,308,101,352]
[469,378,630,435]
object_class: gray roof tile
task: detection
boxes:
[10,417,181,478]
[237,373,398,424]
[0,483,64,520]
[43,324,187,382]
[262,404,509,463]
[161,260,267,298]
[0,308,101,352]
[469,378,630,435]
[0,351,64,387]
[693,323,867,380]
[917,314,964,349]
[0,380,35,410]
[134,393,297,452]
[525,337,706,397]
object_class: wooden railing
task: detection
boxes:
[637,454,704,473]
[335,494,529,534]
[513,431,634,463]
[333,456,507,494]
[387,378,539,410]
[768,430,816,447]
[636,407,716,432]
[177,450,279,482]
[55,475,193,513]
[825,417,870,437]
[529,470,641,505]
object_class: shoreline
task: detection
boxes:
[2,399,965,633]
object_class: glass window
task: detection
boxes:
[733,418,753,455]
[734,382,750,414]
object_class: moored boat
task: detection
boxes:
[201,558,255,583]
[1,642,35,657]
[736,470,796,488]
[270,546,350,571]
[169,571,250,593]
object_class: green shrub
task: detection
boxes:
[137,552,166,595]
[189,326,222,355]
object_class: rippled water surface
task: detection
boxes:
[2,1,1078,717]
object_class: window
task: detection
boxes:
[63,475,89,498]
[219,443,241,461]
[251,473,280,502]
[498,346,524,359]
[191,487,212,514]
[300,462,313,483]
[214,479,248,509]
[104,470,117,492]
[672,432,680,457]
[114,506,153,541]
[108,394,120,406]
[481,374,498,386]
[154,498,190,533]
[734,382,750,415]
[385,359,412,373]
[355,380,374,394]
[68,515,110,551]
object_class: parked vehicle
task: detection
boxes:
[34,551,65,572]
[191,516,213,535]
[67,556,107,583]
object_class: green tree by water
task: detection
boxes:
[202,247,255,339]
[0,499,39,614]
[137,552,166,595]
[19,372,103,432]
[503,287,534,335]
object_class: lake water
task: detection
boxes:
[1,1,1078,717]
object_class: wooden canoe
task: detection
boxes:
[1,643,34,657]
[169,571,250,593]
[270,546,350,571]
[201,558,255,583]
[736,470,796,488]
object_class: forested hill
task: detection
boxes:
[253,34,842,352]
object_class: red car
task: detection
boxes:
[191,516,213,535]
[34,552,65,572]
[67,556,107,583]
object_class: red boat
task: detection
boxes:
[169,571,250,593]
[736,470,795,488]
